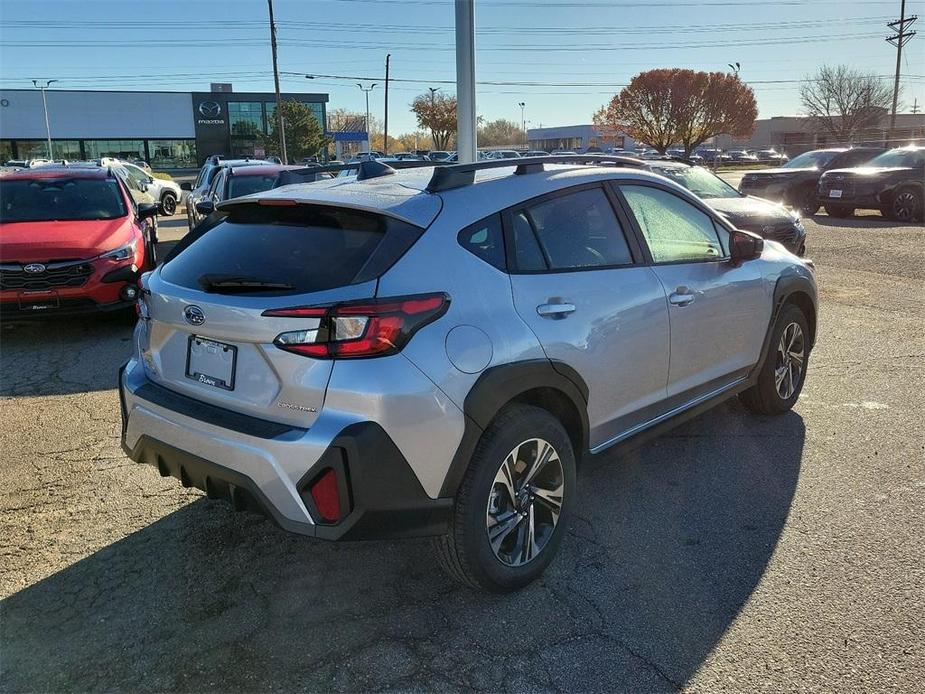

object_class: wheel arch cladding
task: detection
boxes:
[438,359,590,498]
[785,290,816,348]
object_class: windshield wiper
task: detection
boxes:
[198,274,294,292]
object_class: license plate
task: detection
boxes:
[829,189,842,198]
[186,336,237,390]
[18,290,59,311]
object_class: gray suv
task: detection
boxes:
[120,157,817,591]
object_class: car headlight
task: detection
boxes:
[99,239,138,261]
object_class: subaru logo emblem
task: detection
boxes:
[198,101,221,118]
[23,263,46,274]
[184,305,205,326]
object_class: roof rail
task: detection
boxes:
[425,154,646,192]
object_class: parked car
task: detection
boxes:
[738,147,886,216]
[488,150,522,159]
[550,150,578,155]
[524,151,551,157]
[182,157,273,230]
[194,164,304,217]
[816,145,924,221]
[728,150,759,163]
[0,166,157,318]
[393,153,431,161]
[119,162,183,216]
[645,160,806,255]
[755,149,788,165]
[428,151,452,161]
[120,157,816,591]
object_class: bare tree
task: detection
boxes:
[800,65,893,143]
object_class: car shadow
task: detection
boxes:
[809,212,899,228]
[0,312,134,396]
[1,401,804,692]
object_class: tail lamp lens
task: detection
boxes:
[309,468,341,523]
[263,293,449,359]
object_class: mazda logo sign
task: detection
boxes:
[184,305,205,326]
[23,263,46,274]
[198,101,222,118]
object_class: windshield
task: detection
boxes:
[782,150,839,169]
[648,165,740,199]
[227,174,280,199]
[0,178,127,223]
[867,149,925,168]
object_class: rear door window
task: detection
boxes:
[160,205,424,295]
[228,174,282,200]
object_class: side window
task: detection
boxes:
[511,210,547,272]
[516,187,633,271]
[209,170,225,198]
[620,185,724,263]
[458,213,506,271]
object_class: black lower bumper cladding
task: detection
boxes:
[120,381,452,540]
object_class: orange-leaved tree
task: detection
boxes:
[411,91,457,150]
[595,69,757,156]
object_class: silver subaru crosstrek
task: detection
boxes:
[120,157,817,591]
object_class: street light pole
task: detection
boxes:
[384,54,391,155]
[32,79,57,159]
[357,83,377,152]
[455,0,477,163]
[518,101,525,148]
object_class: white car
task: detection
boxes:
[120,162,183,216]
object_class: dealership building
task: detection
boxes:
[0,86,329,168]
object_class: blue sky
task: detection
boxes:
[1,0,922,134]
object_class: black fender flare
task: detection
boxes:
[753,271,818,378]
[879,177,925,206]
[439,359,590,498]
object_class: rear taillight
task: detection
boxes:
[263,292,449,359]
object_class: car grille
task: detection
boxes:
[819,177,856,198]
[0,261,94,291]
[740,221,796,245]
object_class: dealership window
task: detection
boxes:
[84,139,145,161]
[13,139,81,161]
[265,101,324,132]
[148,139,197,168]
[229,102,264,156]
[1,140,15,162]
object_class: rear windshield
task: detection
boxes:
[0,178,127,223]
[227,174,280,199]
[160,204,424,295]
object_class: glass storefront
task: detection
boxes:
[229,102,265,157]
[149,139,197,168]
[84,139,146,161]
[12,139,81,161]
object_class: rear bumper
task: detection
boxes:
[119,360,453,540]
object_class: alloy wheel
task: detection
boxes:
[775,322,805,400]
[485,438,564,567]
[162,194,177,216]
[892,191,919,223]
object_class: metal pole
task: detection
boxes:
[455,0,477,163]
[268,0,287,163]
[32,79,56,159]
[384,54,391,155]
[519,102,525,147]
[357,83,376,152]
[428,87,439,150]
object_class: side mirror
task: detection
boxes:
[180,181,193,191]
[730,229,764,264]
[195,200,215,215]
[137,202,159,221]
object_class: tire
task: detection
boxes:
[795,186,819,217]
[161,191,178,216]
[433,404,576,592]
[824,204,853,218]
[740,304,810,415]
[887,187,922,223]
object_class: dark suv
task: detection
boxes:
[181,157,273,230]
[739,147,885,216]
[817,146,924,222]
[193,164,301,217]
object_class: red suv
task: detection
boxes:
[0,166,157,317]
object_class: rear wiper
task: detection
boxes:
[198,274,294,292]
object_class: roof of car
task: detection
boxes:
[220,162,691,229]
[0,166,111,181]
[227,164,302,176]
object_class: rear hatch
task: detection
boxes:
[139,201,427,428]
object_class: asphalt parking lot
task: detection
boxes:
[1,209,923,692]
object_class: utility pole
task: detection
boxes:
[357,83,376,152]
[455,0,477,163]
[887,0,917,138]
[267,0,287,163]
[912,98,920,114]
[32,79,57,159]
[518,102,525,147]
[384,54,391,155]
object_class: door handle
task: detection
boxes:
[668,286,698,306]
[537,302,576,318]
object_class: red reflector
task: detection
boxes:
[257,199,298,206]
[310,468,341,522]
